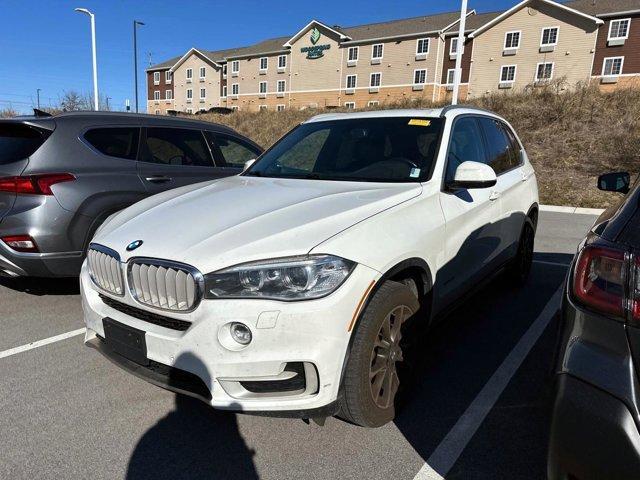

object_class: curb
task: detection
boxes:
[540,205,605,215]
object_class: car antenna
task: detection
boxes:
[33,108,52,118]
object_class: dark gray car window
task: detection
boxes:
[142,128,213,167]
[445,117,486,182]
[0,123,50,164]
[213,134,261,168]
[84,127,140,160]
[478,117,515,175]
[501,123,523,168]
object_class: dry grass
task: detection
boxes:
[194,83,639,208]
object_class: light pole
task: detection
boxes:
[36,89,41,109]
[133,20,145,113]
[451,0,468,106]
[75,7,99,111]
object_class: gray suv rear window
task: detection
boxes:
[0,123,50,165]
[84,127,140,160]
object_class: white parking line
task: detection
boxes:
[0,328,86,360]
[413,284,564,480]
[533,260,571,268]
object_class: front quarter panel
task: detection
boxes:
[311,181,445,286]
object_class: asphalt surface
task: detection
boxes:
[0,211,598,480]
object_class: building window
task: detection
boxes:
[222,64,227,77]
[222,86,227,97]
[278,55,287,69]
[535,62,554,81]
[367,100,379,107]
[372,44,383,60]
[200,88,206,99]
[153,90,160,100]
[416,38,430,54]
[413,69,426,84]
[346,74,357,89]
[260,57,268,71]
[186,108,193,114]
[231,60,239,73]
[504,31,521,49]
[450,37,463,55]
[348,46,359,62]
[230,106,239,111]
[186,89,193,100]
[541,27,559,46]
[259,105,268,111]
[344,102,355,109]
[446,69,456,85]
[370,72,381,87]
[603,56,624,76]
[153,72,160,85]
[199,66,206,79]
[154,109,160,115]
[165,90,173,100]
[259,81,267,93]
[165,71,172,83]
[277,104,286,112]
[232,83,239,95]
[277,80,286,92]
[186,68,193,81]
[609,19,630,40]
[500,65,517,83]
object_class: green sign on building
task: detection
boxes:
[301,27,331,59]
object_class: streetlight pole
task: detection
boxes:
[75,8,99,111]
[133,20,145,113]
[36,89,41,109]
[451,0,468,106]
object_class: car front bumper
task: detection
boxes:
[80,260,380,414]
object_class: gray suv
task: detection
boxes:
[0,111,262,277]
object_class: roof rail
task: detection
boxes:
[439,104,494,117]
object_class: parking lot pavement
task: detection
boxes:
[0,211,598,480]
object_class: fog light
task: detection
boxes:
[230,322,252,345]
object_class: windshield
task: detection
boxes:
[245,117,443,182]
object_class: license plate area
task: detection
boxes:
[102,317,148,366]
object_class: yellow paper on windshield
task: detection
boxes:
[408,119,431,127]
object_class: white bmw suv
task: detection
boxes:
[81,106,538,427]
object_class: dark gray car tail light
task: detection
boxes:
[0,173,75,195]
[572,245,637,322]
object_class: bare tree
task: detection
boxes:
[0,107,18,118]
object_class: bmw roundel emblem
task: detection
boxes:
[126,240,144,252]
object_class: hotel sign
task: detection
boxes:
[301,27,331,59]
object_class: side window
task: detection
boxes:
[445,117,486,182]
[212,134,261,168]
[477,117,515,175]
[84,128,140,160]
[142,128,213,167]
[501,123,522,168]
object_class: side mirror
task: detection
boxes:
[598,171,630,194]
[243,159,256,172]
[448,161,497,189]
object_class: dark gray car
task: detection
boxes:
[0,111,262,277]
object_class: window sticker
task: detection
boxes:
[410,168,421,178]
[408,119,431,127]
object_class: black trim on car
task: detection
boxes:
[99,294,192,331]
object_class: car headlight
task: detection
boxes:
[204,255,356,301]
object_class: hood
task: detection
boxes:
[94,175,422,274]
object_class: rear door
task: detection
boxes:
[0,122,52,221]
[477,117,530,259]
[206,131,262,175]
[137,127,225,194]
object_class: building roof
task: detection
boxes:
[339,11,462,41]
[564,0,640,16]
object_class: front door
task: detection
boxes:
[436,116,503,311]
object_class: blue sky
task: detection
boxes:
[0,0,515,113]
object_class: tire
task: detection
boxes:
[507,221,535,285]
[339,281,420,427]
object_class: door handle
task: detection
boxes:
[521,173,531,182]
[489,190,501,201]
[145,175,172,183]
